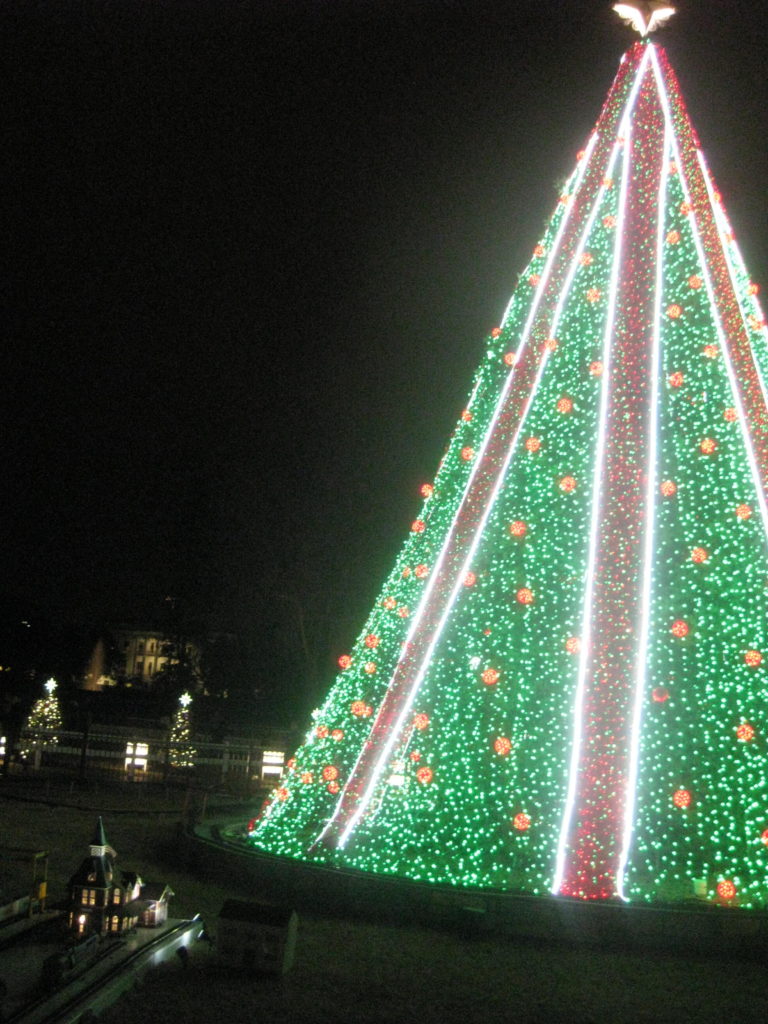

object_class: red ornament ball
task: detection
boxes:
[315,725,329,739]
[748,282,760,296]
[491,327,502,338]
[559,475,577,493]
[761,828,768,846]
[516,588,534,605]
[509,520,528,537]
[717,880,737,901]
[481,668,500,686]
[413,712,430,731]
[494,736,512,756]
[699,437,717,455]
[327,781,340,795]
[671,619,689,638]
[416,766,434,785]
[420,483,434,498]
[666,229,680,244]
[397,605,410,618]
[464,572,477,587]
[565,637,581,654]
[276,788,289,802]
[533,244,546,257]
[382,597,396,610]
[301,772,313,784]
[513,813,531,832]
[364,661,377,675]
[411,519,425,533]
[703,344,718,359]
[745,649,763,667]
[461,446,475,462]
[556,396,573,414]
[660,480,677,497]
[688,275,702,289]
[525,436,541,453]
[503,351,516,366]
[691,547,708,563]
[589,360,603,377]
[736,722,755,742]
[322,765,339,782]
[723,407,737,422]
[350,700,367,717]
[667,304,683,319]
[579,252,593,266]
[528,274,540,287]
[668,371,684,388]
[409,751,421,762]
[602,215,616,229]
[586,287,602,304]
[415,563,430,579]
[338,654,352,669]
[544,337,559,352]
[331,728,344,742]
[736,504,753,521]
[652,687,670,703]
[673,788,692,808]
[364,634,380,649]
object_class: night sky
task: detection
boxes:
[3,0,767,696]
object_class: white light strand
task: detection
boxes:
[320,129,602,850]
[649,45,768,551]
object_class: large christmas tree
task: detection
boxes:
[249,9,768,907]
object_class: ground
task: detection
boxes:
[2,776,767,1024]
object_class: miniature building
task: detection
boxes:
[67,817,172,937]
[217,899,298,974]
[139,882,174,927]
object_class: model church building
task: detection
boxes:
[67,817,173,937]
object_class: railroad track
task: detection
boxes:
[6,918,203,1024]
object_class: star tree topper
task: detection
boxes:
[613,1,676,35]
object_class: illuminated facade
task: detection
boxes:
[249,37,768,906]
[67,817,172,936]
[113,627,200,686]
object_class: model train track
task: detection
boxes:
[7,918,202,1024]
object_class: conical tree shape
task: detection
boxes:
[250,39,768,907]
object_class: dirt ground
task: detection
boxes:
[3,776,768,1024]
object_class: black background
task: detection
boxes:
[3,0,766,702]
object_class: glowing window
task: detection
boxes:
[262,750,285,778]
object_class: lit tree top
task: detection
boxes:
[179,691,192,708]
[613,1,676,35]
[44,677,57,695]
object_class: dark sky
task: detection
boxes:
[2,1,767,680]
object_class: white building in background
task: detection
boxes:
[112,628,200,686]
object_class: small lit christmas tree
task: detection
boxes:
[21,678,63,760]
[249,9,768,907]
[168,692,196,769]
